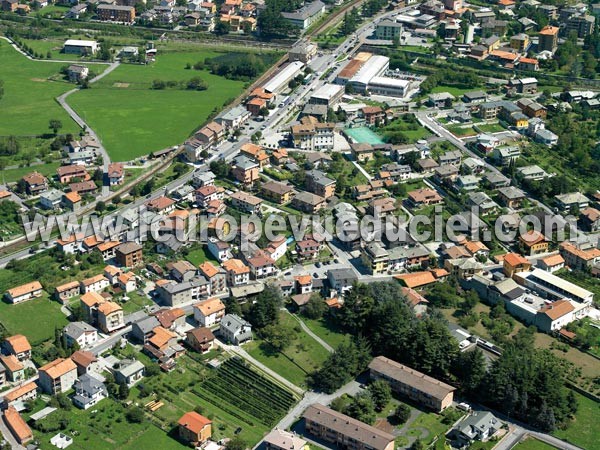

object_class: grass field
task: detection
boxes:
[68,49,255,161]
[514,438,558,450]
[185,246,216,266]
[0,39,80,135]
[31,396,188,450]
[475,122,505,133]
[297,315,349,348]
[406,410,452,445]
[0,294,68,344]
[1,162,61,183]
[552,391,600,450]
[246,312,330,387]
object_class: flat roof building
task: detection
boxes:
[263,61,305,94]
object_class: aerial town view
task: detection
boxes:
[0,0,599,448]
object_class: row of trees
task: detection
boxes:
[151,78,208,91]
[309,282,578,431]
[206,54,270,81]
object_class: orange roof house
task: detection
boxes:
[3,335,31,360]
[394,271,437,289]
[503,252,531,277]
[3,406,33,445]
[518,230,548,256]
[178,411,212,445]
[5,281,43,303]
[539,299,575,321]
[3,381,37,405]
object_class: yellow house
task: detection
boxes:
[519,230,549,256]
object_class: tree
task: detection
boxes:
[95,201,106,213]
[49,119,63,135]
[173,162,188,177]
[125,406,145,423]
[367,379,391,412]
[141,179,155,196]
[258,106,269,118]
[246,285,282,329]
[145,363,161,377]
[309,338,371,393]
[226,435,247,450]
[410,440,424,450]
[118,382,130,400]
[215,19,231,36]
[260,323,293,352]
[461,290,479,312]
[453,349,486,397]
[344,392,376,424]
[130,183,142,198]
[302,293,328,319]
[392,404,411,425]
[187,77,208,91]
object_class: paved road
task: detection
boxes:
[56,60,120,198]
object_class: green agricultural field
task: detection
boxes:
[552,391,600,450]
[246,312,330,387]
[0,39,82,135]
[514,438,558,450]
[0,294,68,345]
[68,49,275,161]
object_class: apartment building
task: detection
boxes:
[368,356,455,412]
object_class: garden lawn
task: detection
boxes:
[1,162,61,183]
[429,85,473,97]
[0,294,68,345]
[552,391,600,450]
[475,122,505,133]
[0,39,80,135]
[406,411,451,445]
[68,50,251,161]
[299,315,349,348]
[246,312,330,387]
[185,246,217,266]
[32,397,185,450]
[514,438,558,450]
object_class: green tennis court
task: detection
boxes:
[344,127,385,145]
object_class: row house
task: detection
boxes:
[229,191,263,214]
[57,164,90,184]
[261,181,295,204]
[156,278,211,307]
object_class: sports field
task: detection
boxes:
[344,126,385,145]
[0,39,81,135]
[68,50,251,161]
